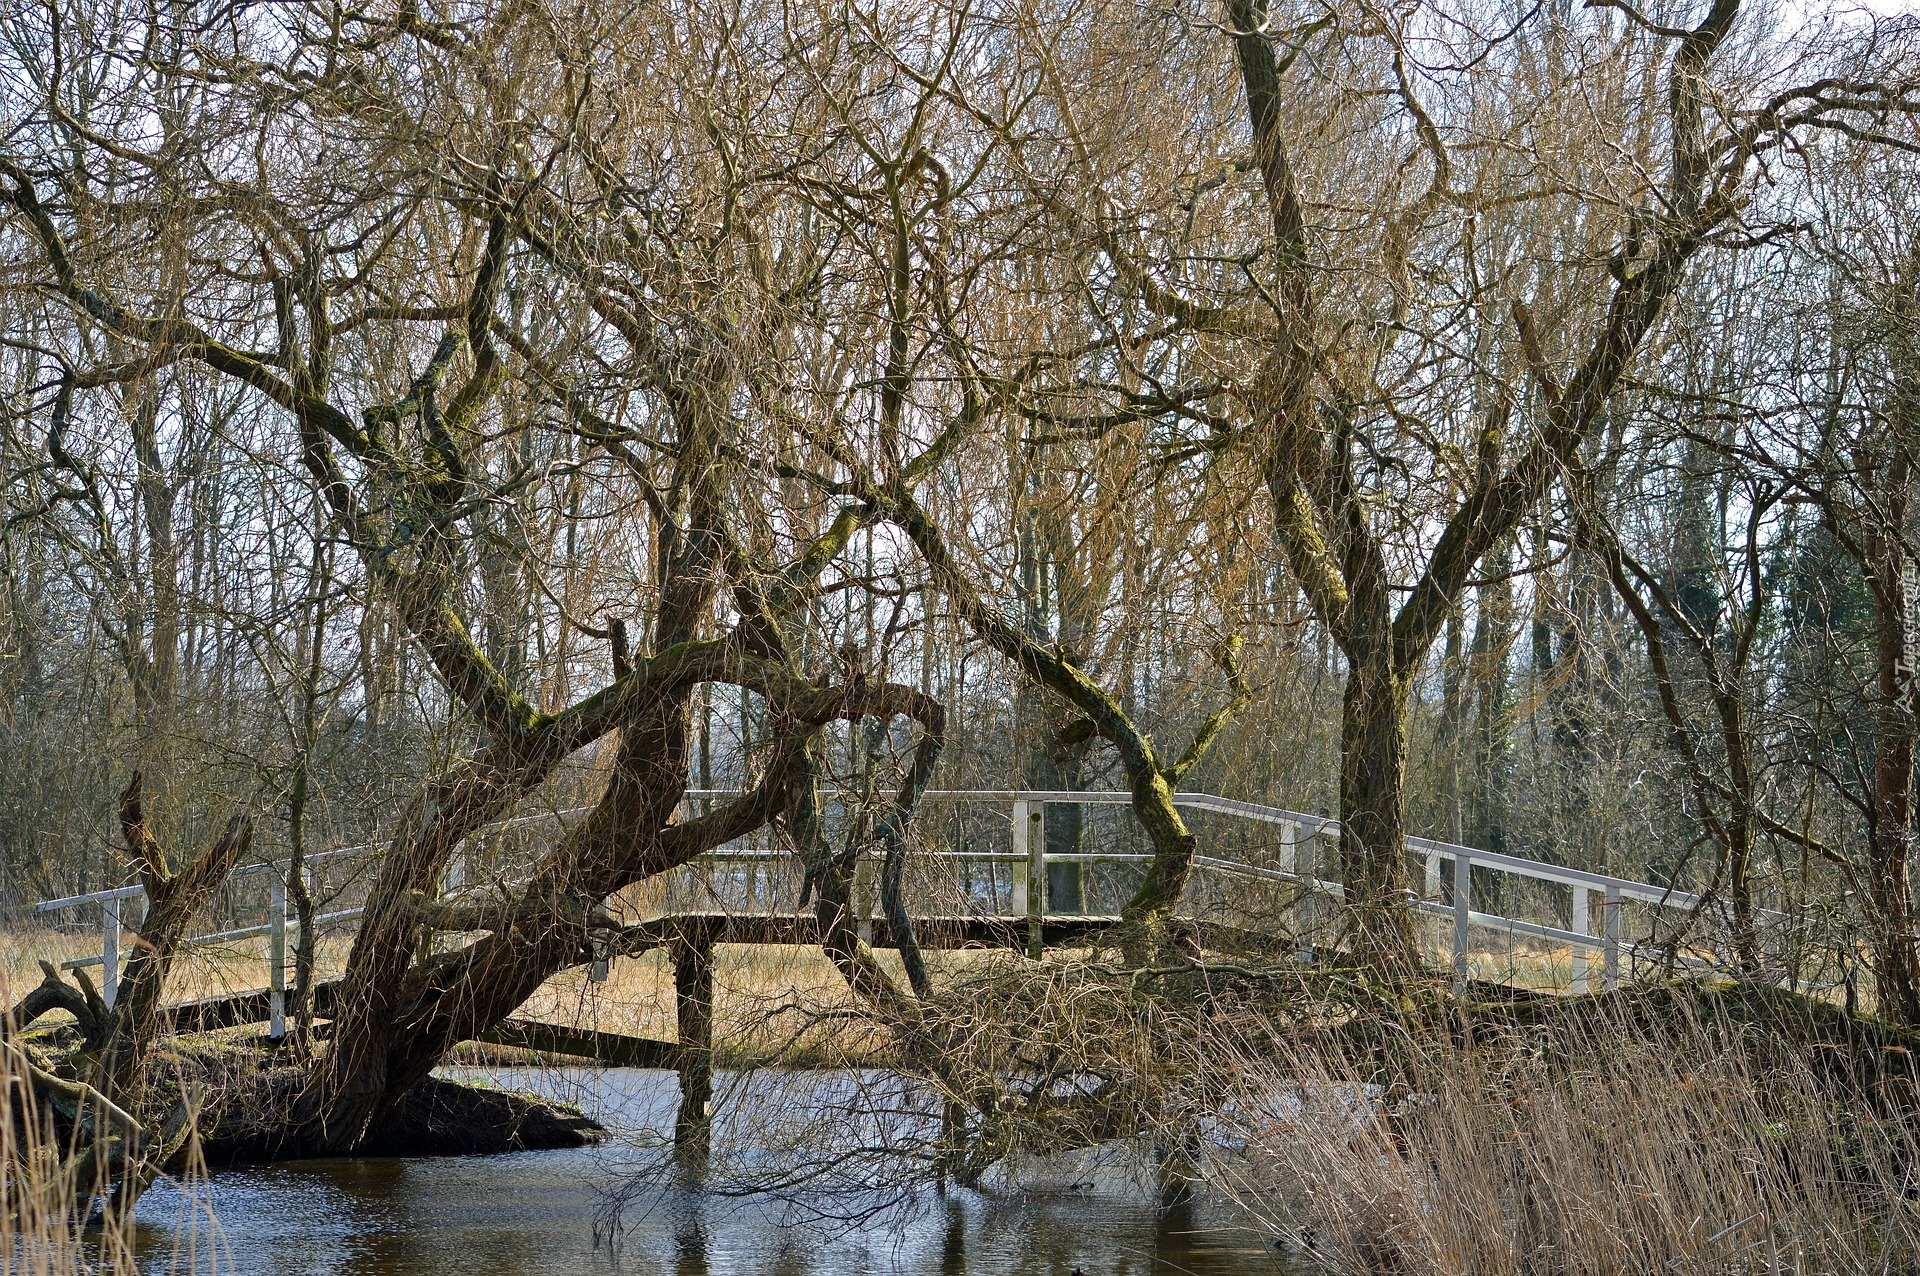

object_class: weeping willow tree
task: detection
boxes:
[0,0,1256,1167]
[988,0,1920,970]
[1,0,1918,1201]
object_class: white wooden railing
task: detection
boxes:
[16,789,1736,1034]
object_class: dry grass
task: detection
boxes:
[518,943,1019,1064]
[519,942,866,1054]
[0,1107,136,1275]
[0,912,1778,1072]
[1218,993,1920,1275]
[0,919,990,1068]
[0,923,358,1012]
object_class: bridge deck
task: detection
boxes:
[608,910,1121,950]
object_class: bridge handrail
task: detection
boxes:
[1169,792,1705,908]
[16,786,1767,1019]
[33,884,146,913]
[17,789,1699,912]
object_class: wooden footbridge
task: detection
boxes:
[18,790,1769,1071]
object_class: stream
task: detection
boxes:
[129,1067,1302,1275]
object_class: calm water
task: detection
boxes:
[129,1068,1301,1275]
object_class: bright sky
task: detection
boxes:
[1814,0,1918,16]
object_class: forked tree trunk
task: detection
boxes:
[99,775,251,1092]
[1228,0,1741,981]
[301,654,704,1151]
[367,678,703,1126]
[300,756,537,1151]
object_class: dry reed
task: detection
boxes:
[1218,991,1920,1275]
[0,977,225,1275]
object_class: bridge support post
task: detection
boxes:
[673,922,715,1167]
[269,877,287,1041]
[1602,886,1621,990]
[101,896,120,1011]
[1571,886,1590,994]
[1452,854,1472,993]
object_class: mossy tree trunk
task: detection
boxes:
[1862,289,1920,1025]
[1337,647,1418,970]
[99,774,252,1091]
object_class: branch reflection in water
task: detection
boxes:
[130,1067,1296,1275]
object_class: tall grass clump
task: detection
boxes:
[0,988,224,1275]
[1219,987,1920,1275]
[0,1039,144,1275]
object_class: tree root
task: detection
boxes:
[6,962,103,1049]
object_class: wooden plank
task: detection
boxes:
[607,911,1123,954]
[479,1018,679,1068]
[159,980,340,1033]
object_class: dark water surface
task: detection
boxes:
[130,1068,1297,1275]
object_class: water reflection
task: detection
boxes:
[132,1068,1297,1275]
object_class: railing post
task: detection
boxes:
[1026,802,1045,958]
[101,895,121,1011]
[1603,885,1621,990]
[1571,886,1590,994]
[269,877,287,1041]
[1425,847,1442,901]
[1010,800,1031,918]
[1028,805,1046,919]
[1452,853,1472,993]
[1293,821,1318,965]
[853,848,874,946]
[1281,820,1304,941]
